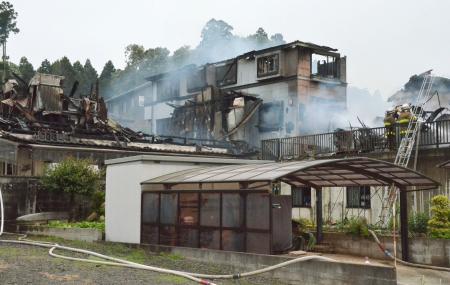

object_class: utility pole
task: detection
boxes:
[2,41,6,83]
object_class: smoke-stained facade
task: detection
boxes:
[106,41,347,147]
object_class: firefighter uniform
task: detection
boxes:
[384,111,396,149]
[398,105,413,138]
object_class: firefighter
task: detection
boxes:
[384,110,396,149]
[398,104,412,138]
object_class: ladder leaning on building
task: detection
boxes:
[377,70,436,226]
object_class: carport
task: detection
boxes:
[141,157,439,261]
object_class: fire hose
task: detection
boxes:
[0,186,335,284]
[368,229,450,272]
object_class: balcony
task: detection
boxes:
[261,120,450,161]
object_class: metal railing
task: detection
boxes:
[261,120,450,160]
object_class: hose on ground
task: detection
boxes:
[0,238,335,284]
[0,186,335,284]
[368,229,450,272]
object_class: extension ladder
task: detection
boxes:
[378,71,435,226]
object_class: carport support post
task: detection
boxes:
[316,187,323,243]
[399,187,409,261]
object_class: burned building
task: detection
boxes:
[0,72,242,226]
[106,41,347,148]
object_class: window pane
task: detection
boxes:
[142,193,159,223]
[222,194,244,228]
[292,187,311,207]
[160,226,176,246]
[179,228,198,248]
[360,186,371,209]
[346,186,359,208]
[200,230,220,250]
[141,225,158,244]
[222,230,244,252]
[246,193,270,230]
[246,232,270,254]
[160,193,177,224]
[179,193,199,225]
[200,193,220,227]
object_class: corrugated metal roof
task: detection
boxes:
[142,157,439,188]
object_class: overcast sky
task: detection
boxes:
[8,0,450,98]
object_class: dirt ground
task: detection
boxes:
[0,235,448,285]
[0,235,288,285]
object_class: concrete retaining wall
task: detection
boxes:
[323,232,450,267]
[26,227,102,242]
[137,243,396,285]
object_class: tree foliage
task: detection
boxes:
[0,1,18,44]
[37,59,52,74]
[428,195,450,239]
[41,157,101,197]
[100,60,115,82]
[18,56,35,82]
[408,212,429,235]
[6,18,286,101]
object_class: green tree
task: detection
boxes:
[270,33,285,45]
[37,59,52,74]
[248,27,269,45]
[51,56,77,96]
[18,56,34,82]
[41,157,101,221]
[428,195,450,239]
[99,60,116,98]
[0,1,18,44]
[172,45,192,66]
[99,60,115,82]
[199,18,234,46]
[0,1,19,81]
[124,44,146,67]
[82,59,98,96]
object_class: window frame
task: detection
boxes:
[258,101,284,132]
[215,60,237,87]
[141,190,272,254]
[346,186,371,209]
[186,68,207,93]
[292,187,312,208]
[257,53,280,78]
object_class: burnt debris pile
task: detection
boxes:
[0,72,150,143]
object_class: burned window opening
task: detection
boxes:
[215,61,237,87]
[156,78,180,101]
[258,101,284,132]
[257,54,279,78]
[311,53,338,79]
[187,68,207,93]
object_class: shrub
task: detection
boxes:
[428,195,450,239]
[294,218,314,232]
[344,217,369,238]
[41,157,102,220]
[408,212,429,234]
[48,220,105,232]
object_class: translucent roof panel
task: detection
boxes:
[142,157,439,189]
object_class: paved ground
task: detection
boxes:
[0,235,448,284]
[0,235,288,285]
[316,253,450,285]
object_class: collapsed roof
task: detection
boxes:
[0,72,240,156]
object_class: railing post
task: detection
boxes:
[436,121,440,149]
[277,138,281,160]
